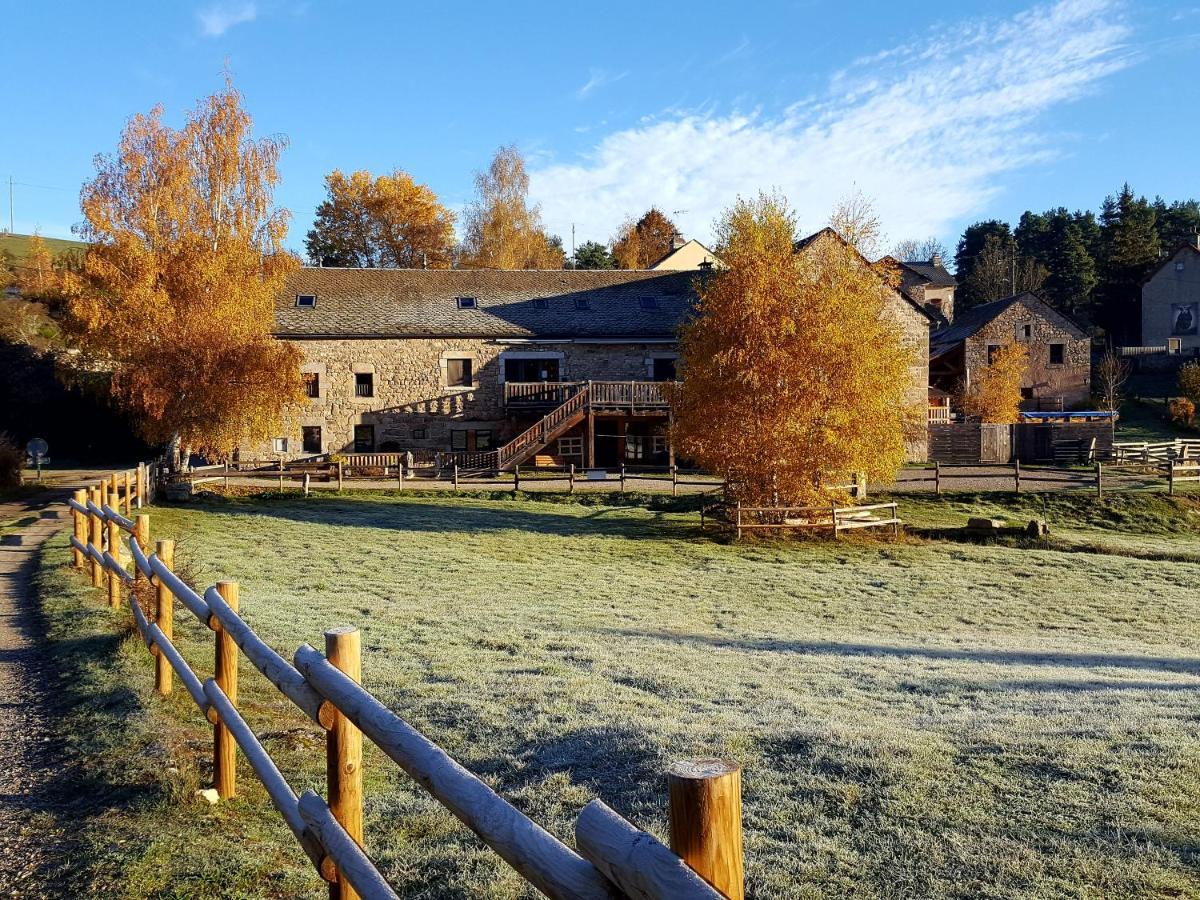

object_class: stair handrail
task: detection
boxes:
[498,383,592,467]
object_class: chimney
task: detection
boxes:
[931,252,943,268]
[671,232,686,251]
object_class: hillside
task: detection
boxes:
[0,231,86,261]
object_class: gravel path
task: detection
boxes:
[0,497,70,897]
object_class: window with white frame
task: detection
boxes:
[272,437,288,453]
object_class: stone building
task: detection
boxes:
[880,255,958,327]
[930,292,1091,411]
[253,234,933,467]
[1141,236,1200,356]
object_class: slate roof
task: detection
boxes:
[896,259,957,287]
[929,292,1087,358]
[275,268,698,339]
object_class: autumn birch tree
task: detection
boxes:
[959,343,1029,424]
[459,146,564,269]
[672,193,916,505]
[65,81,303,458]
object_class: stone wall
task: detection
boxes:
[963,298,1091,409]
[882,292,932,461]
[247,338,677,458]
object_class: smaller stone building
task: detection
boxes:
[930,292,1091,411]
[880,255,958,327]
[1141,236,1200,355]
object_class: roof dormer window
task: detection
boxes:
[456,296,477,309]
[532,298,549,309]
[574,297,590,311]
[295,294,316,308]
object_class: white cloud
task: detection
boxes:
[576,68,628,100]
[532,0,1134,247]
[197,2,258,37]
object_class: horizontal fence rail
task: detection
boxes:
[61,475,746,899]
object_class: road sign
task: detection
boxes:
[26,437,48,458]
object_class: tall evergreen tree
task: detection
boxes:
[1016,208,1097,322]
[954,220,1013,308]
[1153,198,1200,248]
[570,240,616,269]
[1097,184,1160,344]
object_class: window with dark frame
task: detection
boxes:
[446,358,473,388]
[1049,343,1065,365]
[476,430,493,450]
[987,344,1001,365]
[303,372,320,398]
[412,427,426,440]
[355,372,374,397]
[455,296,477,309]
[1020,387,1034,400]
[302,426,322,454]
[451,430,467,451]
[353,425,375,452]
[574,297,590,310]
[295,294,316,308]
[532,298,549,309]
[504,357,560,382]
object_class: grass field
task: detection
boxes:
[0,231,85,262]
[34,489,1200,898]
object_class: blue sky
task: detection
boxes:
[4,0,1198,258]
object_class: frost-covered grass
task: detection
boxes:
[35,490,1200,898]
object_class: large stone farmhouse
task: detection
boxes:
[929,292,1092,411]
[1141,236,1200,357]
[880,254,957,327]
[252,230,934,468]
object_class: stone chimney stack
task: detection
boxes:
[932,252,943,267]
[671,232,687,251]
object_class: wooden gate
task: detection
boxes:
[979,425,1012,464]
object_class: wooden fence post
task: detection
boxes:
[514,465,520,493]
[667,760,744,900]
[304,472,311,498]
[124,470,133,515]
[453,464,459,492]
[325,626,364,900]
[279,472,285,492]
[110,473,120,513]
[934,461,941,497]
[136,463,145,509]
[735,503,741,541]
[831,502,839,540]
[1014,459,1021,495]
[155,539,175,696]
[213,580,239,799]
[224,462,230,491]
[337,461,344,493]
[620,463,626,493]
[672,464,678,498]
[1095,461,1103,499]
[569,464,575,495]
[397,465,404,492]
[99,478,109,523]
[1169,459,1175,496]
[71,489,86,569]
[106,515,122,608]
[88,487,104,588]
[134,514,151,586]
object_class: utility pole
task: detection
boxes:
[7,176,12,234]
[571,223,575,265]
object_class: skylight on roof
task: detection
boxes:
[639,297,658,310]
[456,296,477,309]
[295,294,316,308]
[532,298,548,309]
[574,297,590,310]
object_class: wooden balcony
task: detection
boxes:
[504,380,674,413]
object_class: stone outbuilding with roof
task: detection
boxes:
[930,292,1091,411]
[1141,235,1200,356]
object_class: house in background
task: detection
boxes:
[879,254,958,326]
[649,236,723,271]
[1140,235,1200,358]
[930,291,1091,411]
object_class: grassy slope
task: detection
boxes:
[0,232,85,262]
[1117,398,1198,443]
[35,490,1200,898]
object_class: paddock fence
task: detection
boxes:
[723,501,901,540]
[62,480,744,900]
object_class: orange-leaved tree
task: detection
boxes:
[672,192,917,505]
[959,343,1029,423]
[459,146,564,269]
[304,168,456,268]
[612,207,679,268]
[64,80,303,459]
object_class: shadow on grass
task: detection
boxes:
[183,491,705,541]
[598,627,1200,676]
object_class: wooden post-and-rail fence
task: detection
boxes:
[63,481,745,900]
